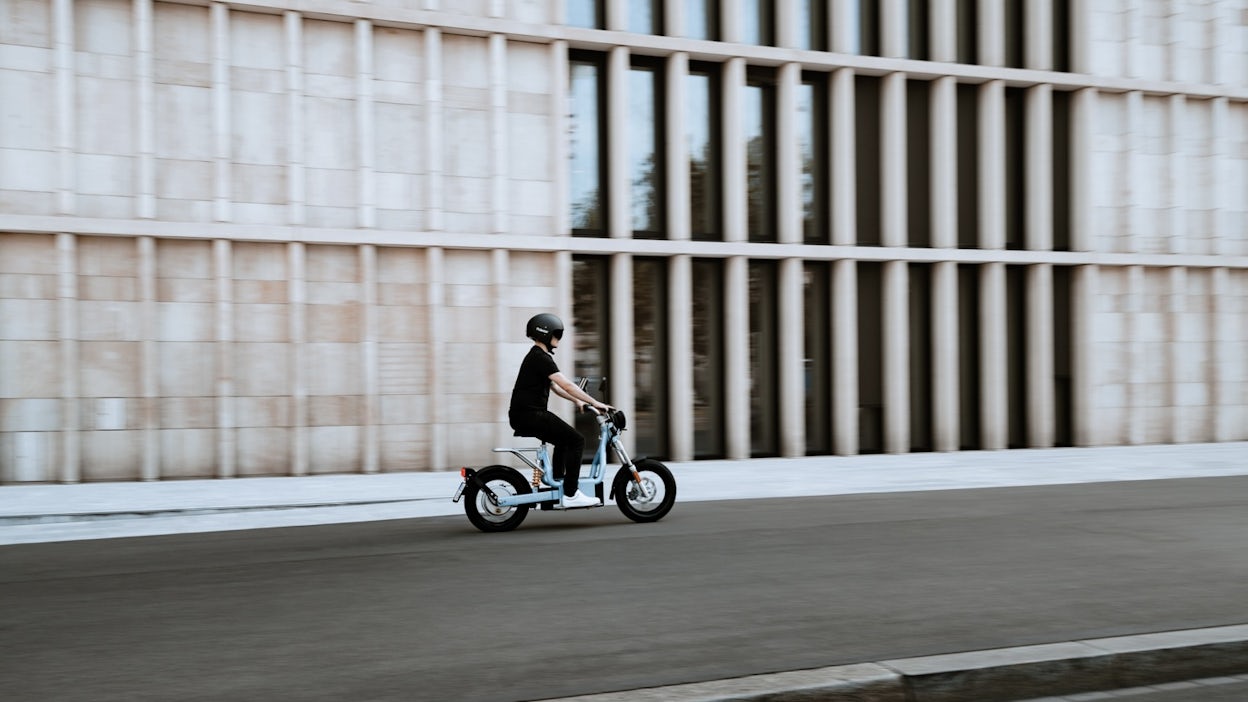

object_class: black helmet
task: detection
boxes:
[526,313,564,346]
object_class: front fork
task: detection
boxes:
[611,437,655,501]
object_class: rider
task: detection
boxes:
[509,313,611,509]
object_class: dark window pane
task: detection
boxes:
[687,67,721,241]
[799,78,828,244]
[1053,90,1071,251]
[857,261,884,453]
[907,0,928,59]
[1006,265,1027,447]
[1054,265,1073,447]
[568,0,603,29]
[1004,0,1024,68]
[855,74,881,246]
[570,55,605,236]
[956,83,979,247]
[749,260,779,457]
[804,262,831,455]
[857,0,880,56]
[1053,0,1070,72]
[633,258,668,458]
[956,0,977,64]
[908,263,933,451]
[630,63,664,238]
[746,76,776,243]
[1005,87,1025,250]
[907,80,930,247]
[957,264,980,449]
[692,259,724,458]
[572,256,610,453]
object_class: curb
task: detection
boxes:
[540,624,1248,702]
[0,497,434,525]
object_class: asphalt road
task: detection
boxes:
[3,476,1247,702]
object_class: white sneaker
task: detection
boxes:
[560,490,600,509]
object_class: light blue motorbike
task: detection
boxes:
[452,381,676,533]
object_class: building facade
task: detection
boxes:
[0,0,1245,483]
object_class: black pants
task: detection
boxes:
[509,410,585,497]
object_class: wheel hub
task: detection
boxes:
[628,476,657,504]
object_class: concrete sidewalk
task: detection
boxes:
[1,441,1245,545]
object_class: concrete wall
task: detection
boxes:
[1,0,1246,482]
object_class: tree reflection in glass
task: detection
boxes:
[569,59,603,234]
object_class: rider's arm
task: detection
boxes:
[549,372,610,412]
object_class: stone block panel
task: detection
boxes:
[0,398,61,432]
[236,426,290,476]
[0,299,57,340]
[158,396,216,429]
[380,423,429,472]
[159,428,218,478]
[234,395,290,428]
[80,429,141,481]
[308,424,361,474]
[157,342,215,397]
[234,342,292,396]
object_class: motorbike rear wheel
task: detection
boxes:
[464,466,531,532]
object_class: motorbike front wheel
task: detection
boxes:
[464,466,531,532]
[613,459,676,523]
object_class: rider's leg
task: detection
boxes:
[512,411,585,497]
[552,430,585,498]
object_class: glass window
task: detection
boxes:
[685,0,717,40]
[1004,0,1024,68]
[692,259,724,458]
[907,0,928,59]
[906,80,930,247]
[908,262,933,451]
[796,0,828,51]
[856,0,880,56]
[798,76,828,244]
[749,260,779,457]
[854,74,881,246]
[956,83,978,248]
[956,0,977,64]
[629,0,663,34]
[568,0,604,29]
[572,256,610,451]
[745,73,776,243]
[804,262,831,455]
[633,258,668,458]
[687,66,721,241]
[1004,87,1025,250]
[742,0,774,45]
[569,53,606,236]
[857,261,884,453]
[629,62,665,238]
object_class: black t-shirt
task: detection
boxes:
[509,345,559,413]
